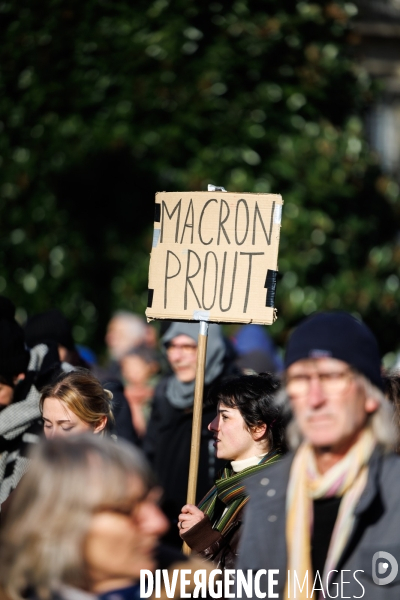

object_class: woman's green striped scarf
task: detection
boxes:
[198,449,281,535]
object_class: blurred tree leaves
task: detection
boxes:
[1,0,400,356]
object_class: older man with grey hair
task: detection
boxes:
[235,311,400,599]
[105,311,149,362]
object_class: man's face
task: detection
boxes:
[286,357,379,452]
[165,334,197,382]
[105,317,143,361]
[120,355,156,406]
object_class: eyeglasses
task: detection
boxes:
[286,368,355,398]
[97,487,163,521]
[165,342,197,355]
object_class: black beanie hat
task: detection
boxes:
[24,309,76,352]
[0,296,30,381]
[284,311,383,391]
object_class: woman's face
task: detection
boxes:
[208,402,264,461]
[85,480,169,593]
[42,397,105,438]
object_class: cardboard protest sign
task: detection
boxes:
[146,191,283,325]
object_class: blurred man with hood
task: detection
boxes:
[143,321,239,546]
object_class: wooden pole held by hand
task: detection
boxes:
[182,320,209,555]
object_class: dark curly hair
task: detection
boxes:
[208,373,287,453]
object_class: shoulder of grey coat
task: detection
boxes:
[235,449,400,600]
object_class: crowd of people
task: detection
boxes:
[1,294,400,598]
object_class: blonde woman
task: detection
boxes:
[40,368,114,437]
[0,435,166,599]
[0,436,207,600]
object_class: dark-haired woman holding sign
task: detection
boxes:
[178,373,286,568]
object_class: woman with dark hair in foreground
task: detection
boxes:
[178,373,286,568]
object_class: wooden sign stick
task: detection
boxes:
[182,320,209,555]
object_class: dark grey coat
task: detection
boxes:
[235,447,400,599]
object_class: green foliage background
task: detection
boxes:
[1,0,400,359]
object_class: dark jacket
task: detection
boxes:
[236,447,400,599]
[181,507,243,569]
[102,378,140,446]
[0,343,63,506]
[143,362,239,547]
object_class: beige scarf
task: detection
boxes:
[285,428,376,599]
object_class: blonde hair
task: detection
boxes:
[282,373,398,453]
[39,368,114,433]
[0,436,153,600]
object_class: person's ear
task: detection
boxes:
[93,416,108,434]
[365,396,379,414]
[251,423,267,440]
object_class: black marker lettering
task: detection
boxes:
[161,200,181,243]
[240,252,264,312]
[217,199,231,245]
[219,251,238,312]
[184,250,202,309]
[198,199,217,245]
[235,199,249,245]
[180,199,194,244]
[202,252,218,310]
[164,251,181,309]
[252,201,275,245]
